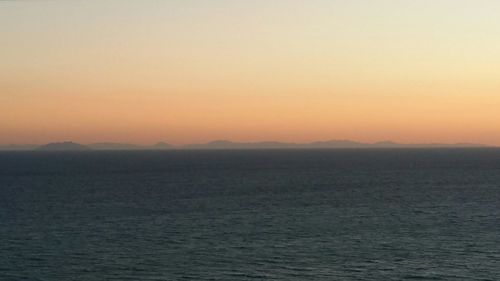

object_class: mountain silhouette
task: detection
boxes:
[183,140,486,149]
[87,142,174,150]
[37,142,90,151]
[152,142,174,149]
[0,140,489,151]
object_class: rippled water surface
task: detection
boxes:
[1,149,500,280]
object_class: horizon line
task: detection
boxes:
[1,139,497,150]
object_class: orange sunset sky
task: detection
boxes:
[1,0,500,146]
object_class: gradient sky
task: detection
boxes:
[1,0,500,145]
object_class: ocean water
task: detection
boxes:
[1,149,499,280]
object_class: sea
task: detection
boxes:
[1,149,499,280]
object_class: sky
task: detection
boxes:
[1,0,500,145]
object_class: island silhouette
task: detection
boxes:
[37,141,91,151]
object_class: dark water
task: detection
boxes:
[1,149,500,280]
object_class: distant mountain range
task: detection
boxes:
[184,140,486,149]
[37,142,91,151]
[0,140,489,151]
[34,141,174,151]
